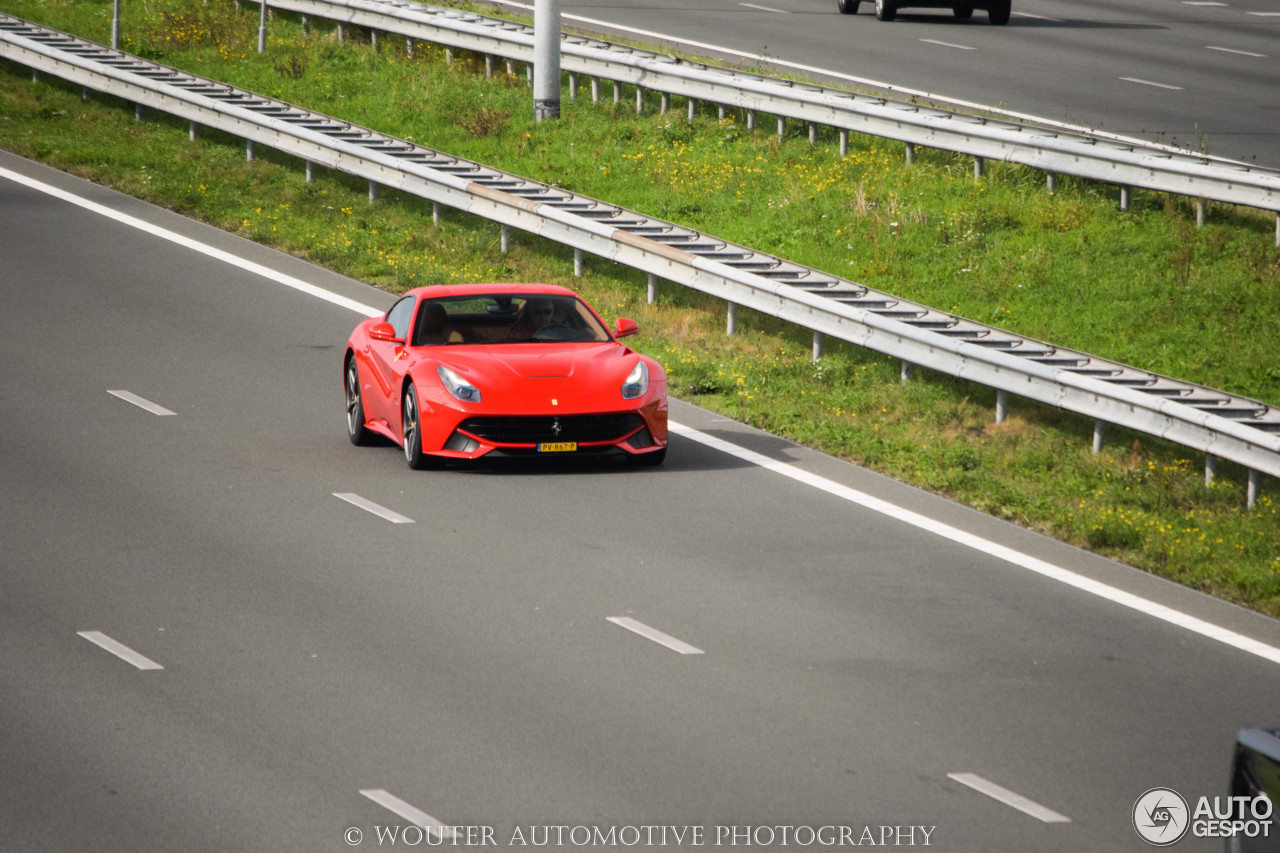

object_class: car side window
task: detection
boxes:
[386,296,415,341]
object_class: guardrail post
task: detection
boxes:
[1205,453,1217,487]
[368,181,377,204]
[406,37,414,58]
[809,123,816,146]
[1275,212,1279,248]
[111,0,120,50]
[257,2,267,54]
[1092,420,1106,454]
[568,72,578,99]
[506,59,515,77]
[484,54,492,78]
[501,225,510,253]
[688,98,697,121]
[134,103,143,121]
[1120,187,1131,211]
[246,140,255,161]
[727,302,738,336]
[371,31,379,53]
[432,202,440,225]
[995,390,1007,424]
[82,86,89,102]
[660,92,670,115]
[613,81,621,104]
[1046,173,1056,194]
[31,70,38,83]
[812,332,824,362]
[746,110,756,131]
[305,161,314,183]
[718,105,726,121]
[189,121,198,142]
[636,87,644,114]
[974,156,985,179]
[573,248,583,277]
[301,14,309,36]
[901,361,912,384]
[905,143,915,165]
[839,131,848,158]
[1196,200,1206,228]
[336,24,344,43]
[1248,470,1261,509]
[590,77,599,103]
[647,273,657,304]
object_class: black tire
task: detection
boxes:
[401,382,442,470]
[345,355,374,446]
[954,3,974,19]
[988,0,1010,24]
[836,0,861,13]
[875,0,897,21]
[629,446,667,467]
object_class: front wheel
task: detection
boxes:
[402,382,442,470]
[836,0,861,13]
[345,355,374,446]
[988,0,1010,24]
[875,0,897,21]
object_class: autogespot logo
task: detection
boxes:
[1134,788,1191,846]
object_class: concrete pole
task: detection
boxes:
[258,1,267,54]
[111,0,121,50]
[533,0,561,122]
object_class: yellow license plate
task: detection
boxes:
[538,442,578,453]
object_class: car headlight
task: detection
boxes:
[438,365,482,402]
[621,361,648,400]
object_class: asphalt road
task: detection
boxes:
[489,0,1280,168]
[4,148,1280,852]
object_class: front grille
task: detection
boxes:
[457,413,644,444]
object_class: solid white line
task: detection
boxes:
[77,631,164,670]
[668,421,1280,666]
[920,39,976,50]
[107,389,177,416]
[947,773,1071,823]
[1206,45,1266,57]
[607,617,705,655]
[333,493,415,524]
[359,790,458,840]
[739,2,789,12]
[1120,77,1184,90]
[0,166,383,319]
[1246,11,1280,16]
[1183,2,1227,5]
[1012,11,1062,21]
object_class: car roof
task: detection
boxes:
[406,283,578,300]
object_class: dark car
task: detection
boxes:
[1227,728,1280,853]
[838,0,1011,25]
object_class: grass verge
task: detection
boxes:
[1,0,1278,613]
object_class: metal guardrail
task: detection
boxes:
[260,0,1280,236]
[1,13,1276,505]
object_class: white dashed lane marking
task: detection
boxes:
[77,631,164,670]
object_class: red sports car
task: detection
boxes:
[343,284,668,469]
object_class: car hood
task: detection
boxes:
[419,342,661,413]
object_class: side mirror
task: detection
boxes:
[369,321,403,343]
[614,318,638,339]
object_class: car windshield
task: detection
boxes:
[410,294,612,346]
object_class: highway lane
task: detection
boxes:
[5,149,1280,851]
[487,0,1280,167]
